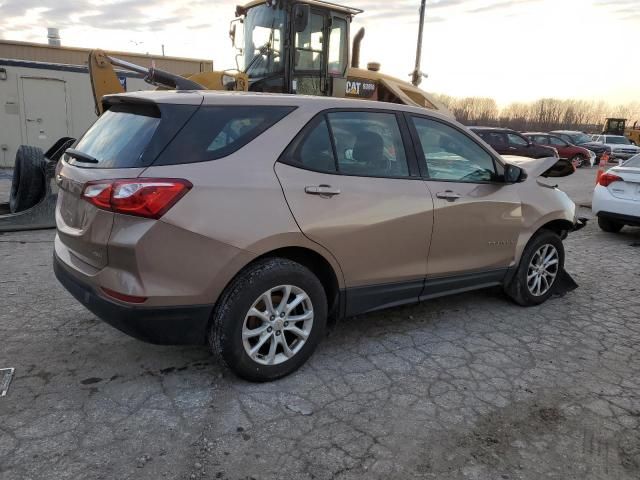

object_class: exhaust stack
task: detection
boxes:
[351,27,365,68]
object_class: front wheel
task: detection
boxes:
[505,230,565,306]
[209,258,327,382]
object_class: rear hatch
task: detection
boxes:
[56,94,201,269]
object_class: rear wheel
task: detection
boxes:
[209,258,327,382]
[505,230,564,306]
[598,217,624,233]
[9,145,45,213]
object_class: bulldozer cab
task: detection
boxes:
[232,0,360,96]
[602,117,627,136]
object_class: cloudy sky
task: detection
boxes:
[0,0,638,105]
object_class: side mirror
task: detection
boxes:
[229,19,243,49]
[293,4,310,32]
[505,164,526,183]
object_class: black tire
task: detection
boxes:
[570,154,586,168]
[504,230,565,306]
[209,258,327,382]
[9,145,45,213]
[598,217,624,233]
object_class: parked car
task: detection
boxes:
[469,127,558,159]
[592,153,640,232]
[54,92,583,381]
[523,132,595,168]
[550,130,612,163]
[591,135,640,161]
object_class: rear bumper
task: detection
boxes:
[596,211,640,227]
[592,185,640,219]
[54,253,212,345]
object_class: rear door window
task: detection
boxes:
[507,133,529,146]
[477,131,506,148]
[326,111,410,177]
[154,106,295,166]
[284,110,410,178]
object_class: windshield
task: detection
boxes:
[242,5,286,77]
[606,136,631,145]
[571,133,592,144]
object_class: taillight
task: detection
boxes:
[598,172,622,187]
[81,179,192,219]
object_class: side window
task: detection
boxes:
[155,106,295,165]
[411,117,497,182]
[328,18,347,75]
[294,118,337,173]
[326,111,410,177]
[295,13,324,71]
[533,135,549,145]
[507,133,529,146]
[549,136,567,147]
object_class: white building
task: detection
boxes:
[0,38,213,167]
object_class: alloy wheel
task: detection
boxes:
[526,244,559,296]
[242,285,314,365]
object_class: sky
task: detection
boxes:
[0,0,638,106]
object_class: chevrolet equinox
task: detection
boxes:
[54,91,582,381]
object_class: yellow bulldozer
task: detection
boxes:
[89,0,448,115]
[602,117,640,145]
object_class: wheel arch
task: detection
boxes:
[537,218,575,240]
[253,246,342,321]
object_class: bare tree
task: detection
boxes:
[431,93,639,133]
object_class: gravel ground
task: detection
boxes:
[1,167,639,480]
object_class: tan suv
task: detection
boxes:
[54,91,583,381]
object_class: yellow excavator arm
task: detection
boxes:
[87,49,248,115]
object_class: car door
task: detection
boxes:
[275,109,434,315]
[407,114,522,295]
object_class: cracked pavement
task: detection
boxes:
[1,168,640,479]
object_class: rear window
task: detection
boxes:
[623,154,640,167]
[154,106,296,166]
[71,104,161,169]
[69,103,294,169]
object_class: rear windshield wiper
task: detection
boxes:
[65,148,99,164]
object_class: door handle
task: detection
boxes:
[436,190,461,201]
[305,185,341,196]
[508,146,517,150]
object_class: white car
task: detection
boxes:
[591,135,640,161]
[592,154,640,232]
